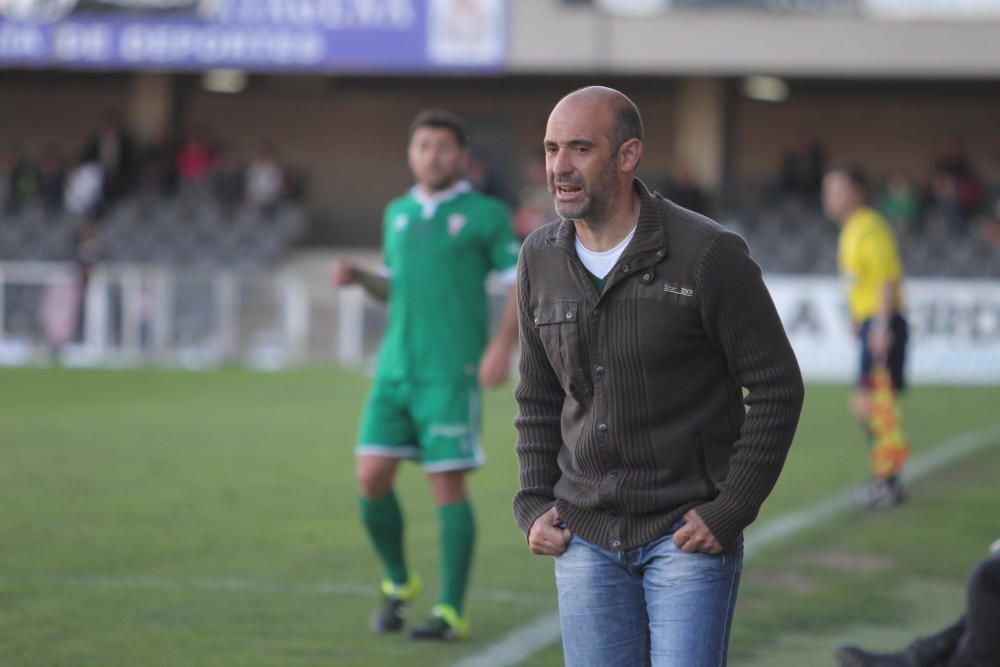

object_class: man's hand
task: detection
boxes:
[478,339,511,389]
[672,509,722,554]
[528,506,572,556]
[331,260,357,287]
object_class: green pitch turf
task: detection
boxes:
[1,367,998,667]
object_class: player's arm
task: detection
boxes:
[868,232,904,358]
[331,261,391,302]
[479,282,517,388]
[332,205,396,302]
[479,205,522,388]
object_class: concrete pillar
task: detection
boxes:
[672,78,726,191]
[127,73,175,143]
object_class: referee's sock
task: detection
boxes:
[359,491,409,587]
[438,499,476,616]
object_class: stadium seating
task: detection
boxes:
[0,195,306,268]
[729,203,1000,278]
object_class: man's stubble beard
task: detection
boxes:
[553,158,618,227]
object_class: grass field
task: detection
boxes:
[2,366,998,667]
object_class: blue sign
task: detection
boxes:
[0,0,506,71]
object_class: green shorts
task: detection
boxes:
[356,379,484,472]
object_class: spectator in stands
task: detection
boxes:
[1,146,40,214]
[823,164,909,509]
[175,128,218,198]
[779,132,826,206]
[980,196,1000,252]
[661,163,709,216]
[878,171,922,235]
[281,163,308,203]
[213,144,246,211]
[835,541,1000,667]
[0,143,15,214]
[64,158,105,217]
[243,143,283,211]
[39,223,100,361]
[465,149,513,206]
[82,112,136,203]
[36,145,67,214]
[138,128,179,197]
[512,150,554,240]
[926,136,982,235]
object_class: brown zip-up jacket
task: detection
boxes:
[513,180,804,552]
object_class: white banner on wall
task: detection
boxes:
[766,275,1000,385]
[866,0,1000,20]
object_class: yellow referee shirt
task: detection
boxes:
[837,207,904,323]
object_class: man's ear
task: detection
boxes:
[618,138,642,172]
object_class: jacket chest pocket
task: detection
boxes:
[533,300,589,399]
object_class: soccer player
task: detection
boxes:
[333,110,520,640]
[822,165,910,508]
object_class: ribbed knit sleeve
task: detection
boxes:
[693,231,805,550]
[512,250,566,537]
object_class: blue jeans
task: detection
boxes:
[554,523,743,667]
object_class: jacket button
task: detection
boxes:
[611,540,622,549]
[598,423,608,432]
[621,264,631,273]
[641,273,652,283]
[656,250,664,259]
[595,366,605,376]
[566,311,573,320]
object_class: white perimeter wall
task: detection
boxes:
[767,275,1000,384]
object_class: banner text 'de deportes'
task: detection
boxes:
[0,0,506,71]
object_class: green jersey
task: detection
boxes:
[376,181,520,382]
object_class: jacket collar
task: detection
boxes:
[546,178,668,264]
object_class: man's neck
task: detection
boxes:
[417,179,460,198]
[841,203,866,225]
[574,187,641,252]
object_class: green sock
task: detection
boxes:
[359,491,408,586]
[438,500,476,615]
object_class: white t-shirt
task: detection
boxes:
[575,226,637,279]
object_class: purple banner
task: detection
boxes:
[0,0,506,72]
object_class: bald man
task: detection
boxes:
[513,87,804,666]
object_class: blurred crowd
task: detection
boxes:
[0,112,306,221]
[3,113,998,275]
[766,133,1000,246]
[505,132,1000,278]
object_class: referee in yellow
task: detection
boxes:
[822,164,909,508]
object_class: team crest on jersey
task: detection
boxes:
[448,213,467,236]
[393,214,409,231]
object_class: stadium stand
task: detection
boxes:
[0,197,306,267]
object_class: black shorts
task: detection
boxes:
[858,314,909,392]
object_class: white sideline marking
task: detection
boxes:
[450,424,1000,667]
[0,574,551,607]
